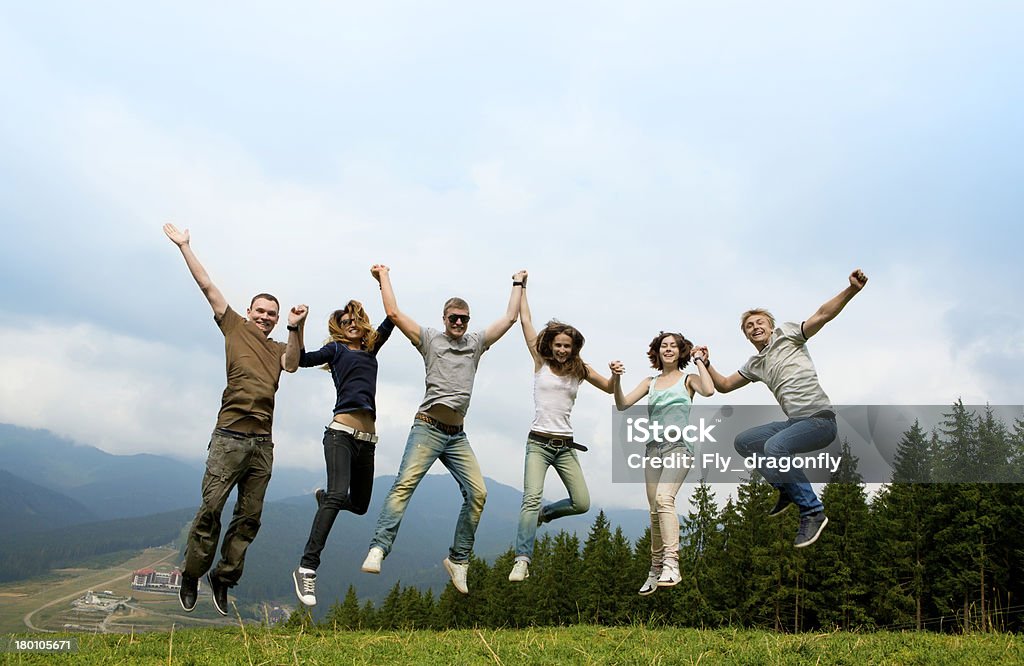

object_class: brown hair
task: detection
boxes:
[249,293,280,309]
[535,320,588,381]
[443,297,470,315]
[647,332,693,371]
[326,300,379,352]
[740,308,775,333]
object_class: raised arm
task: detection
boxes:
[483,269,527,347]
[371,264,421,346]
[802,268,869,339]
[695,346,750,394]
[163,223,228,318]
[583,364,614,394]
[685,348,715,398]
[282,304,307,372]
[519,282,543,369]
[609,360,652,410]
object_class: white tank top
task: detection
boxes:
[531,364,582,436]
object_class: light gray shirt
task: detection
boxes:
[416,327,489,416]
[738,322,832,418]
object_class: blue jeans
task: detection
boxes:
[300,428,375,570]
[514,437,590,561]
[733,416,837,516]
[370,421,486,563]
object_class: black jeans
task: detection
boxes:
[300,427,376,570]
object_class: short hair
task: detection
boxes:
[647,332,693,371]
[443,297,470,315]
[740,308,775,333]
[249,293,280,310]
[535,320,588,381]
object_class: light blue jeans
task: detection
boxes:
[514,436,590,561]
[733,415,837,516]
[370,421,487,563]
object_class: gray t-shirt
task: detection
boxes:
[415,327,489,416]
[738,321,832,418]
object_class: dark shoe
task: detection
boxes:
[292,567,317,606]
[794,512,829,548]
[207,573,229,616]
[178,574,198,612]
[769,492,793,517]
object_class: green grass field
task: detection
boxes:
[2,625,1020,665]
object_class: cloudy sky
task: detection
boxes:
[1,2,1021,511]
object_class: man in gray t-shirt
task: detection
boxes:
[361,264,527,594]
[702,269,868,548]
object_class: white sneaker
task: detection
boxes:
[639,567,661,596]
[508,560,530,582]
[657,561,681,587]
[443,557,469,594]
[292,567,317,606]
[361,547,384,574]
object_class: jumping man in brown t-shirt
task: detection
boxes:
[163,223,307,616]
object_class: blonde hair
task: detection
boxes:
[326,300,379,351]
[740,308,775,332]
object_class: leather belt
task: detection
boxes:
[528,431,589,452]
[327,421,379,443]
[415,412,464,435]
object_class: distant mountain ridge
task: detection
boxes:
[0,423,323,521]
[0,469,98,534]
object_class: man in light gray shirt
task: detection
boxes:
[701,269,868,547]
[360,264,527,594]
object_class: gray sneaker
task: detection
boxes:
[292,567,317,606]
[794,512,828,548]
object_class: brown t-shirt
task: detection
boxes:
[214,307,288,434]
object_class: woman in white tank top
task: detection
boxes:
[508,279,614,583]
[610,332,714,595]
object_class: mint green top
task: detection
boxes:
[646,373,692,450]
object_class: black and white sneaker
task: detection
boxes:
[293,567,317,606]
[178,574,198,612]
[794,512,828,548]
[207,573,229,616]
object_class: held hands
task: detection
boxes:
[691,345,709,365]
[163,223,189,247]
[513,269,528,286]
[370,264,390,282]
[289,305,309,327]
[849,269,868,291]
[608,360,626,375]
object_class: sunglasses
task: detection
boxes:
[447,314,470,325]
[338,317,357,327]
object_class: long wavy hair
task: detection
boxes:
[326,300,378,351]
[647,331,693,371]
[535,320,588,381]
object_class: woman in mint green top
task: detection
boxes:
[611,332,714,596]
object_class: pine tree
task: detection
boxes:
[323,584,362,630]
[675,482,724,626]
[579,511,616,624]
[803,440,873,629]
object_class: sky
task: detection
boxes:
[1,2,1021,511]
